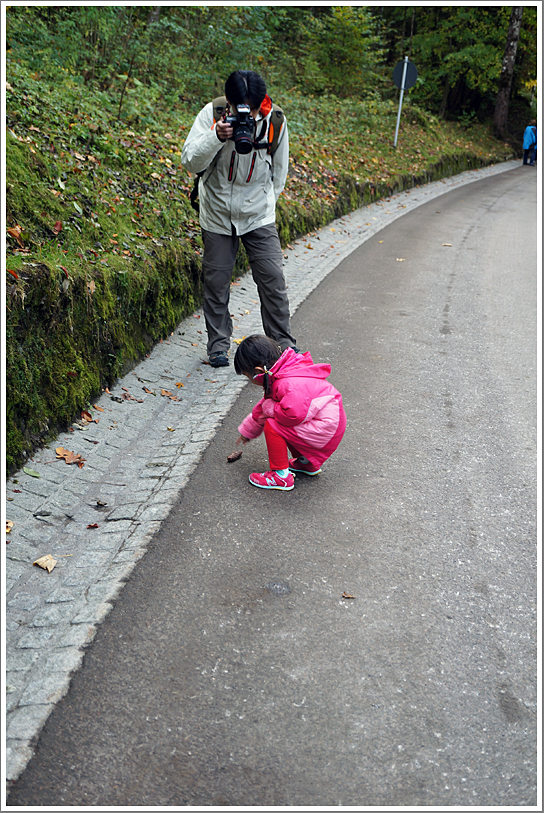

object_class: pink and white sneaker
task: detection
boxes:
[248,470,295,491]
[288,458,322,476]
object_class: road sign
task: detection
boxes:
[393,59,418,90]
[393,57,418,147]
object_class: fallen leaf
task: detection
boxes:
[67,371,78,379]
[342,592,356,599]
[6,520,14,534]
[167,426,175,431]
[227,450,243,463]
[442,243,453,247]
[53,220,62,234]
[96,500,107,506]
[161,389,173,397]
[143,387,156,395]
[6,269,19,280]
[93,404,104,411]
[81,410,93,422]
[55,447,86,467]
[23,467,41,478]
[87,280,96,294]
[87,523,99,529]
[396,258,406,262]
[175,382,184,388]
[33,554,57,573]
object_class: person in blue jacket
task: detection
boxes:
[522,120,536,165]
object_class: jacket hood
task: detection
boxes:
[253,347,331,386]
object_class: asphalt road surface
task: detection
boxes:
[7,168,538,807]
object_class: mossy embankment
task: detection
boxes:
[5,63,513,472]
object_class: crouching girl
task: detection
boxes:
[235,335,346,491]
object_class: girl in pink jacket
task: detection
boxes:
[235,335,346,491]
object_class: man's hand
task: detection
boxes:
[216,120,233,142]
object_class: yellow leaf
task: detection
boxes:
[442,243,453,247]
[167,426,175,432]
[175,382,184,388]
[33,554,57,573]
[6,520,14,534]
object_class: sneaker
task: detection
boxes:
[288,457,322,476]
[209,351,229,368]
[249,470,295,491]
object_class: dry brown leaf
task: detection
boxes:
[342,592,356,600]
[93,404,105,411]
[6,520,14,534]
[227,450,243,463]
[33,554,57,573]
[56,447,86,467]
[161,389,173,397]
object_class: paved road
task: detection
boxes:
[5,162,538,806]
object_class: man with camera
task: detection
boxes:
[181,70,297,368]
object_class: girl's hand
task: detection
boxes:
[236,434,250,446]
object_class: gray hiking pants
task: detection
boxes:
[201,224,296,356]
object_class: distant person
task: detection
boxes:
[181,70,298,368]
[530,124,537,166]
[234,335,346,491]
[522,120,536,165]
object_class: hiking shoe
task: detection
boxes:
[288,457,322,476]
[209,351,229,368]
[249,470,295,491]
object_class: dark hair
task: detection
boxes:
[225,70,266,110]
[234,334,281,396]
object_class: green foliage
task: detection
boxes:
[376,5,536,121]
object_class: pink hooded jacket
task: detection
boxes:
[238,348,346,453]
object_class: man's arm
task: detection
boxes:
[181,103,229,175]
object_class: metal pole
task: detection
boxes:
[394,56,409,148]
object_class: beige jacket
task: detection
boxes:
[181,101,289,236]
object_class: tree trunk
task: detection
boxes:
[147,7,161,27]
[494,6,524,140]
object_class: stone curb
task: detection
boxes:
[3,160,520,785]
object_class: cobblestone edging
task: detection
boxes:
[4,160,520,784]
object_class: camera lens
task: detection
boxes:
[234,128,253,154]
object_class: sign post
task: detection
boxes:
[393,57,418,147]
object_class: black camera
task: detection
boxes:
[225,103,255,154]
